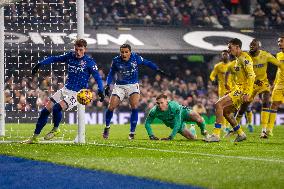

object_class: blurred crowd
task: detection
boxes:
[4,0,284,29]
[4,66,273,115]
[252,0,284,29]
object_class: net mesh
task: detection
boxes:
[2,0,78,142]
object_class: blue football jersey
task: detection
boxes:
[106,53,158,85]
[39,52,103,92]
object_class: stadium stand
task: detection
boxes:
[3,0,284,120]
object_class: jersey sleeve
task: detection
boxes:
[39,52,72,65]
[210,65,217,81]
[89,60,104,92]
[106,61,117,85]
[169,108,182,139]
[242,57,256,95]
[168,102,182,139]
[144,108,157,137]
[137,54,158,70]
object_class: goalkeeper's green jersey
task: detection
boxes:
[145,101,191,138]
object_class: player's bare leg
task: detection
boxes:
[187,111,207,136]
[223,105,246,142]
[103,95,121,139]
[205,95,233,142]
[235,102,250,124]
[129,93,140,139]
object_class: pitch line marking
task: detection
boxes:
[93,143,284,164]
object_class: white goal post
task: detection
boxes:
[0,0,87,143]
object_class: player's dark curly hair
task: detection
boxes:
[228,38,242,48]
[74,39,87,47]
[120,44,131,51]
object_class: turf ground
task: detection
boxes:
[0,123,284,189]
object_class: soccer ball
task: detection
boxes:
[77,89,93,105]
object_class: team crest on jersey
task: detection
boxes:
[131,61,137,68]
[80,60,86,67]
[244,60,250,65]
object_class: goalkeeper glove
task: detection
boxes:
[149,135,159,140]
[156,68,170,77]
[104,85,111,97]
[98,90,105,102]
[31,63,41,76]
[161,136,173,141]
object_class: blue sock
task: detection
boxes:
[130,109,138,133]
[34,108,50,134]
[105,109,113,127]
[52,103,62,128]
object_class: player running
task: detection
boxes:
[22,39,104,144]
[263,36,284,138]
[103,44,168,140]
[144,94,208,140]
[233,39,284,137]
[205,38,255,143]
[210,50,234,133]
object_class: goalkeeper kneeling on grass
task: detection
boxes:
[144,94,208,140]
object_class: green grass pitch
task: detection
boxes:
[0,123,284,189]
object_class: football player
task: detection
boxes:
[265,36,284,137]
[22,39,104,144]
[144,94,207,140]
[103,44,169,140]
[234,39,284,137]
[210,50,234,133]
[205,38,255,142]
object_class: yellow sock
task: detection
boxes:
[268,110,277,132]
[245,111,252,125]
[261,108,270,129]
[233,124,244,135]
[213,123,222,136]
[236,114,242,124]
[213,128,221,136]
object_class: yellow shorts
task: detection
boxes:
[228,86,244,109]
[271,85,284,103]
[249,82,270,101]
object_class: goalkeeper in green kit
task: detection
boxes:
[145,94,208,140]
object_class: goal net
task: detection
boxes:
[1,0,81,143]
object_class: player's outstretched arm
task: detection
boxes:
[156,68,171,77]
[32,53,71,75]
[145,109,159,140]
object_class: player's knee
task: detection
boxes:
[214,101,222,110]
[108,105,116,111]
[130,103,139,109]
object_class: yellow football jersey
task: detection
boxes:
[274,52,284,87]
[234,52,256,95]
[251,50,280,83]
[226,60,237,84]
[210,61,233,95]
